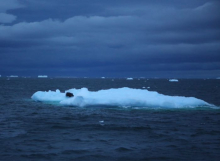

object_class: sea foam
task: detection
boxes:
[31,87,213,108]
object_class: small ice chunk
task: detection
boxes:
[99,120,105,126]
[126,78,133,80]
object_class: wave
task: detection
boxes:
[31,87,216,109]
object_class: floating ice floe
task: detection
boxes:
[126,78,133,80]
[31,87,215,109]
[169,79,178,82]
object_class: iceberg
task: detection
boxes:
[169,79,178,82]
[126,78,133,80]
[31,87,212,108]
[38,75,48,78]
[9,75,18,77]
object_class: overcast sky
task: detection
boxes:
[0,0,220,78]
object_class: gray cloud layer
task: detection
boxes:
[0,0,220,77]
[0,0,24,23]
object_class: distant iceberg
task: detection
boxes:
[38,75,48,78]
[31,87,213,109]
[9,75,18,78]
[169,79,178,82]
[126,78,133,80]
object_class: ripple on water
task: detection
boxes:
[61,149,90,155]
[0,129,26,138]
[115,147,133,152]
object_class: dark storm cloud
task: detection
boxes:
[0,0,24,23]
[0,0,220,77]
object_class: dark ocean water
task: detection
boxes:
[0,78,219,161]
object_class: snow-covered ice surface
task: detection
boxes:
[31,87,214,108]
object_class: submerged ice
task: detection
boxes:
[31,87,212,108]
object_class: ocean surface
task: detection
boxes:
[0,78,219,161]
